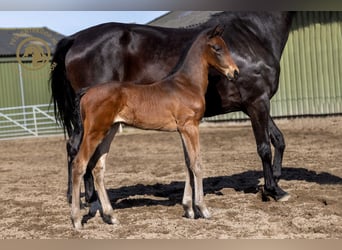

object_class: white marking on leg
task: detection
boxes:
[93,153,118,225]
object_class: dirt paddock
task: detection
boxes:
[0,117,341,239]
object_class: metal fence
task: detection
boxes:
[0,104,63,140]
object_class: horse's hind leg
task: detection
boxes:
[179,124,210,219]
[269,116,285,181]
[66,128,83,204]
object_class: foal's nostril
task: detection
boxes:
[234,70,239,79]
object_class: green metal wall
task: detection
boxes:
[272,11,342,117]
[0,58,51,108]
[207,11,342,121]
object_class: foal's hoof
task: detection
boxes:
[102,213,119,225]
[183,209,195,219]
[72,218,83,230]
[196,206,211,219]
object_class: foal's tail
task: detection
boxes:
[50,37,75,137]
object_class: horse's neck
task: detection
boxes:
[207,11,294,61]
[173,40,209,93]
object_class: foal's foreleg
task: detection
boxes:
[179,125,210,219]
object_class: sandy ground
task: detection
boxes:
[0,117,341,239]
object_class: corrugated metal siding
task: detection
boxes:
[0,59,51,108]
[20,63,51,105]
[0,60,22,107]
[272,11,342,117]
[207,11,342,122]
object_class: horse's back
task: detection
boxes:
[65,22,198,89]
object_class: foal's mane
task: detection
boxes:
[163,27,213,79]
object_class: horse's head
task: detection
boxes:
[205,25,239,81]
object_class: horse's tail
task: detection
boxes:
[74,87,88,130]
[72,88,88,149]
[50,36,75,137]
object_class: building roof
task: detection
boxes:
[148,11,223,28]
[0,27,64,57]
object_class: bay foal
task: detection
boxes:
[71,25,239,229]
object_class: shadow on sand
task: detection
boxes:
[103,166,342,209]
[81,166,342,224]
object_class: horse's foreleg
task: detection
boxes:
[179,124,210,219]
[269,116,286,182]
[247,100,289,201]
[66,141,73,204]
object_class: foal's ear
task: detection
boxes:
[208,25,225,38]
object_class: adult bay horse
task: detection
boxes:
[51,11,294,207]
[70,26,238,229]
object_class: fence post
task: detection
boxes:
[18,63,27,127]
[33,106,38,136]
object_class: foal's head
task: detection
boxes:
[204,25,239,81]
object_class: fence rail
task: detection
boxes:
[0,104,63,140]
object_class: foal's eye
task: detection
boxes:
[211,45,222,53]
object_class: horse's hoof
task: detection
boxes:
[262,186,290,202]
[277,193,291,202]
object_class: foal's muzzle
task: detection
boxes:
[227,69,239,81]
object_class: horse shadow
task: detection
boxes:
[105,166,342,210]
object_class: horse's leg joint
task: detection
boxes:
[257,142,272,161]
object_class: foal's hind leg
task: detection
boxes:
[92,152,118,225]
[91,124,121,225]
[71,131,107,229]
[269,116,286,182]
[71,152,89,229]
[66,119,96,205]
[179,124,210,219]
